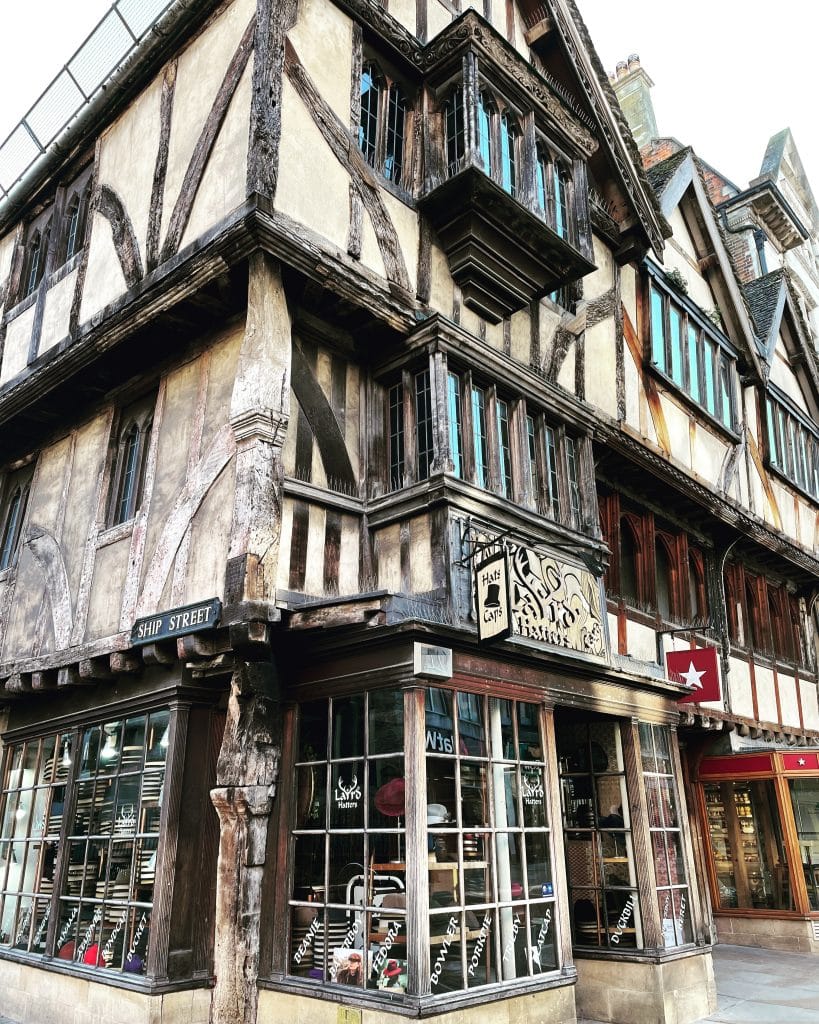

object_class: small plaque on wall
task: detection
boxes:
[474,551,511,643]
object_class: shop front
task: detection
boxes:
[260,630,716,1024]
[695,750,819,952]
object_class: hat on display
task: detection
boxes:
[426,803,450,824]
[384,959,402,978]
[374,778,405,817]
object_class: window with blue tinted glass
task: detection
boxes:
[496,398,512,496]
[447,372,464,478]
[471,386,488,488]
[477,93,492,173]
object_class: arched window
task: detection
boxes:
[444,88,465,174]
[724,567,743,646]
[23,228,47,298]
[108,396,156,527]
[744,578,762,653]
[619,516,640,605]
[687,549,707,622]
[654,537,672,620]
[63,186,90,262]
[499,112,517,197]
[0,474,32,571]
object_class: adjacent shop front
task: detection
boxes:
[695,749,819,951]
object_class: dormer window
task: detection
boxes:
[647,268,738,432]
[764,390,819,499]
[357,59,408,187]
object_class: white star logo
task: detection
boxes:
[799,758,806,766]
[680,661,706,690]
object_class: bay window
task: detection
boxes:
[0,711,169,972]
[357,59,409,187]
[639,724,692,947]
[287,689,558,998]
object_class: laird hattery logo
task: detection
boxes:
[334,775,362,809]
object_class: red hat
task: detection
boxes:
[374,778,405,817]
[384,959,402,977]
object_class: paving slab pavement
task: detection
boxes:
[578,942,819,1024]
[692,943,819,1023]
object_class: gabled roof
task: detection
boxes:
[645,148,764,381]
[743,270,819,402]
[755,128,819,229]
[744,271,787,356]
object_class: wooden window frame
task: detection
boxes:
[0,464,34,572]
[764,390,819,501]
[107,394,156,527]
[356,56,412,189]
[646,271,738,433]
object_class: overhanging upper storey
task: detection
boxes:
[417,11,597,322]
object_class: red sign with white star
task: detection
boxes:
[782,753,819,771]
[666,647,721,704]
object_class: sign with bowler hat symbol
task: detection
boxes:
[475,551,511,643]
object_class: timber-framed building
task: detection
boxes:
[0,3,817,1024]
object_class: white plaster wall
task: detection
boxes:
[657,397,691,468]
[778,672,801,729]
[0,305,34,384]
[428,240,454,319]
[383,191,419,294]
[557,341,575,394]
[201,322,243,453]
[160,0,256,248]
[427,0,452,40]
[359,212,388,285]
[86,537,131,640]
[726,657,755,719]
[376,523,401,592]
[664,208,715,312]
[79,215,127,327]
[410,514,433,592]
[180,63,251,252]
[585,320,618,419]
[800,679,819,730]
[38,270,77,356]
[626,618,656,662]
[60,416,109,606]
[390,0,417,36]
[755,664,777,723]
[184,463,235,604]
[510,307,529,365]
[303,504,326,594]
[339,515,360,594]
[587,240,613,300]
[691,423,730,489]
[289,0,352,124]
[277,78,351,252]
[277,498,295,591]
[771,479,796,539]
[769,338,808,411]
[97,75,162,274]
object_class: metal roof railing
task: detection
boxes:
[0,0,180,211]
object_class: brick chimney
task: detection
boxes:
[610,54,658,151]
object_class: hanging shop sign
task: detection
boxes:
[667,646,721,704]
[474,545,607,658]
[131,597,221,646]
[475,551,512,643]
[508,545,607,659]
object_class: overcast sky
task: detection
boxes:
[0,0,815,196]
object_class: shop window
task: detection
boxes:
[639,724,692,947]
[703,780,792,911]
[787,779,819,911]
[0,711,169,970]
[107,393,156,526]
[287,689,557,998]
[765,392,819,500]
[0,465,33,572]
[647,272,737,431]
[557,718,643,950]
[357,59,408,187]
